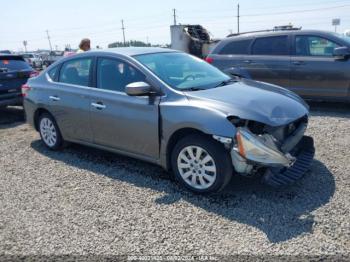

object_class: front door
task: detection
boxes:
[89,57,160,159]
[290,35,350,99]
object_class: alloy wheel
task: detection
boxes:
[40,117,57,147]
[177,146,217,190]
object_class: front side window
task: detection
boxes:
[295,35,340,56]
[252,36,289,55]
[97,58,146,92]
[219,39,252,55]
[59,58,92,86]
[134,52,230,90]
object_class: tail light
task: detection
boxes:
[205,57,214,64]
[21,84,31,97]
[30,71,39,78]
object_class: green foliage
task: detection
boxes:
[108,40,151,48]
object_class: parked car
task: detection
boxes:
[23,48,315,194]
[43,51,64,68]
[207,30,350,102]
[22,53,43,69]
[0,54,38,107]
[0,50,12,54]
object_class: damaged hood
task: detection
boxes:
[184,79,309,127]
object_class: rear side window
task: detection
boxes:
[47,66,59,81]
[219,39,252,55]
[59,58,92,86]
[0,57,31,71]
[252,36,289,55]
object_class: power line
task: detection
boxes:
[241,4,350,17]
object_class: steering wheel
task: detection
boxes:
[184,75,196,81]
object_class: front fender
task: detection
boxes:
[159,98,236,169]
[161,100,236,140]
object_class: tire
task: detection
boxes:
[38,113,64,150]
[171,134,233,194]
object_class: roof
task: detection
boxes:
[93,47,177,56]
[224,29,336,41]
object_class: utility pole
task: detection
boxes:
[121,20,126,46]
[173,9,177,25]
[23,40,28,52]
[237,3,240,34]
[46,30,53,51]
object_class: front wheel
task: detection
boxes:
[171,134,233,194]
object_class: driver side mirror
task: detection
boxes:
[333,46,350,60]
[125,81,155,96]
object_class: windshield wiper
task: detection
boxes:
[215,78,238,87]
[181,87,206,91]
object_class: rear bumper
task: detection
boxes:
[0,96,22,107]
[262,136,315,187]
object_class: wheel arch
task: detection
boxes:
[33,108,52,131]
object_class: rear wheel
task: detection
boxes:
[171,134,233,194]
[38,113,63,150]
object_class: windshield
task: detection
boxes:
[134,52,230,90]
[332,32,350,45]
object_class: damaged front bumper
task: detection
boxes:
[229,127,315,187]
[261,136,315,187]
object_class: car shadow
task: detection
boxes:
[0,106,25,128]
[31,140,335,243]
[307,101,350,119]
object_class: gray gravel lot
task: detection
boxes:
[0,104,349,258]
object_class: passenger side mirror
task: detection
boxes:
[333,47,350,60]
[125,81,154,96]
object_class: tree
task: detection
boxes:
[108,40,151,48]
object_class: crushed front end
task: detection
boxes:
[228,115,315,187]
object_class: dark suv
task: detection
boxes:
[207,30,350,102]
[0,54,37,107]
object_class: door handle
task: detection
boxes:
[292,61,305,66]
[49,95,60,101]
[91,102,106,110]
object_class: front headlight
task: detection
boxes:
[235,127,294,167]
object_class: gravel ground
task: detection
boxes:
[0,104,349,259]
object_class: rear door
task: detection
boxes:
[47,57,94,142]
[0,56,32,99]
[210,38,252,72]
[290,34,349,99]
[89,56,160,159]
[242,35,291,87]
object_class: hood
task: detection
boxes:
[184,79,309,127]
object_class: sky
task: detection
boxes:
[1,0,350,51]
